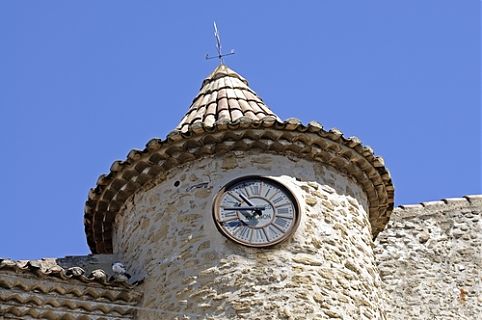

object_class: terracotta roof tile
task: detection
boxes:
[176,64,280,133]
[218,96,229,111]
[230,108,244,119]
[206,101,217,116]
[218,108,230,121]
[204,114,216,127]
[233,87,246,99]
[244,110,258,120]
[229,97,241,110]
[217,88,227,101]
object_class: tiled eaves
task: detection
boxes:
[0,307,130,320]
[0,259,142,319]
[84,117,395,253]
[1,294,136,320]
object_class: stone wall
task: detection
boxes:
[375,195,482,320]
[113,151,387,319]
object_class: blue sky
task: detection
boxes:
[1,1,480,259]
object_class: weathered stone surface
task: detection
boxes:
[113,151,385,319]
[375,197,482,320]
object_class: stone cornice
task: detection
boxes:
[393,195,482,219]
[84,117,395,253]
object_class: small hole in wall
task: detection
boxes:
[174,181,180,187]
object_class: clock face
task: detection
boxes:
[213,176,300,247]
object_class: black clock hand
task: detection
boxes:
[238,193,254,206]
[223,206,266,211]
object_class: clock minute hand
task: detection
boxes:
[223,206,266,211]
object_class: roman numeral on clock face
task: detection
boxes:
[277,207,290,214]
[252,228,267,243]
[235,225,251,241]
[219,209,238,222]
[265,224,284,241]
[273,217,291,232]
[240,187,250,197]
[250,184,260,196]
[276,206,294,218]
[273,193,286,204]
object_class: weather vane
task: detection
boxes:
[205,21,235,64]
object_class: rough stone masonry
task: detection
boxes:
[113,152,386,319]
[375,196,482,320]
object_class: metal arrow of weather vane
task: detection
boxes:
[205,21,235,64]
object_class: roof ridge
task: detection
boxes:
[201,64,249,86]
[0,258,134,289]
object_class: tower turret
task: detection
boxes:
[84,64,394,319]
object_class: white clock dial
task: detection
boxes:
[213,176,300,247]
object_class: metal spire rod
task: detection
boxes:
[205,21,235,63]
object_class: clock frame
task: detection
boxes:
[212,176,300,248]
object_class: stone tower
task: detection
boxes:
[84,64,394,319]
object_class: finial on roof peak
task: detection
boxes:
[205,21,235,64]
[204,63,248,85]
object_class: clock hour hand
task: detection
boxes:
[238,193,254,206]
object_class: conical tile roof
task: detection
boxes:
[176,64,280,133]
